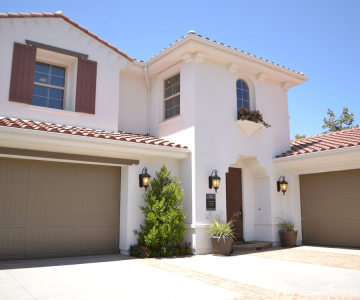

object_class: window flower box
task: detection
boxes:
[236,108,270,138]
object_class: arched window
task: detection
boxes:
[236,79,249,111]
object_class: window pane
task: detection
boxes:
[237,99,242,111]
[32,95,48,107]
[33,85,48,97]
[236,80,242,89]
[35,62,50,74]
[165,109,172,119]
[173,83,180,95]
[165,87,173,99]
[51,66,65,77]
[243,90,248,100]
[48,98,63,109]
[165,98,174,110]
[34,72,50,85]
[243,100,249,110]
[49,88,64,100]
[165,77,172,89]
[173,74,180,85]
[50,75,65,87]
[174,95,180,106]
[174,105,180,116]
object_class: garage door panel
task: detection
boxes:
[28,192,78,222]
[334,169,360,195]
[335,220,360,246]
[0,157,120,260]
[0,227,26,256]
[0,191,27,221]
[0,159,29,189]
[334,196,360,219]
[32,227,76,255]
[80,194,119,222]
[300,169,360,248]
[300,173,335,196]
[76,165,120,194]
[80,226,118,252]
[302,220,336,245]
[28,161,77,192]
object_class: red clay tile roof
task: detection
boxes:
[276,128,360,158]
[146,31,306,77]
[0,12,134,62]
[0,117,188,149]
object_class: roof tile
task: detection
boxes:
[0,116,188,150]
[276,128,360,158]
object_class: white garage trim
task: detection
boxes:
[0,126,191,161]
[273,145,360,174]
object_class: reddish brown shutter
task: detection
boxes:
[9,43,36,104]
[75,58,97,114]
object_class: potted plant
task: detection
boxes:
[277,218,298,247]
[238,107,271,128]
[206,213,235,256]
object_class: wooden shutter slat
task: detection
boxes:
[9,43,36,104]
[75,58,97,114]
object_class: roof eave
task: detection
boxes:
[144,34,309,82]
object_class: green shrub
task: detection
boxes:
[133,165,188,256]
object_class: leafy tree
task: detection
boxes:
[294,134,306,140]
[135,165,187,250]
[322,107,358,133]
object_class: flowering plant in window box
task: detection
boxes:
[237,107,271,128]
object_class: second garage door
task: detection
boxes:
[300,169,360,248]
[0,157,121,260]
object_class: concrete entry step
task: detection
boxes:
[233,241,273,251]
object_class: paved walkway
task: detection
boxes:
[0,246,359,299]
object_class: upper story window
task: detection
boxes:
[33,62,66,110]
[236,79,249,111]
[9,42,97,115]
[164,73,180,120]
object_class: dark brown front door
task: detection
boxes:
[226,167,243,240]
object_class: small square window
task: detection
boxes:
[164,73,180,120]
[33,62,65,109]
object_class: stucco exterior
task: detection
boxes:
[0,13,321,257]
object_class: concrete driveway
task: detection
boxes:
[1,246,359,300]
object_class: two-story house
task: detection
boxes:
[1,12,359,260]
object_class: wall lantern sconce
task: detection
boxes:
[277,176,288,195]
[209,170,221,193]
[139,167,151,191]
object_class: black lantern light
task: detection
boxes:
[209,170,221,193]
[277,176,288,195]
[139,167,151,191]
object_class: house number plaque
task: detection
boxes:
[206,193,216,211]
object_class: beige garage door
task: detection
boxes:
[0,157,121,260]
[300,169,360,248]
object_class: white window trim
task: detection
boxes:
[34,59,68,111]
[156,62,182,123]
[163,73,180,121]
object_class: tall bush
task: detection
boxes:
[135,165,187,250]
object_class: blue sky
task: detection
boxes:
[2,0,359,139]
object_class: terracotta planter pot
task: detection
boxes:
[211,236,233,256]
[279,230,298,247]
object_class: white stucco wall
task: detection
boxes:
[118,65,148,134]
[0,18,128,132]
[145,53,306,253]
